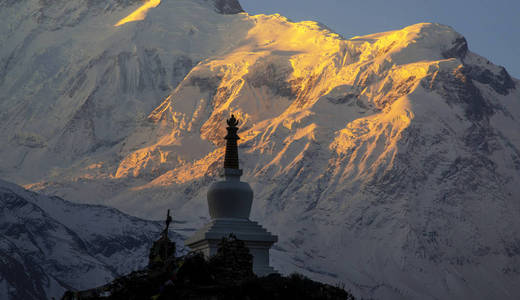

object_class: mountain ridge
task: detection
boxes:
[0,178,184,300]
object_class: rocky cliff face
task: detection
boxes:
[1,1,520,299]
[207,0,243,14]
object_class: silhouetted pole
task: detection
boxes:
[163,209,172,261]
[161,209,172,239]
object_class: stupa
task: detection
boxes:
[185,115,278,276]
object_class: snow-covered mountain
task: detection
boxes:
[1,0,520,299]
[0,179,184,300]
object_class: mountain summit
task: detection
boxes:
[1,1,519,299]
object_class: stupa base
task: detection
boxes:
[185,218,278,276]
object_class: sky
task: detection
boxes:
[240,0,520,78]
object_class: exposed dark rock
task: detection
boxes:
[172,55,194,85]
[377,41,397,56]
[422,68,494,122]
[189,76,222,94]
[463,124,499,154]
[213,80,242,107]
[206,0,244,14]
[323,85,360,105]
[54,90,98,156]
[138,49,169,92]
[292,74,322,108]
[246,63,296,99]
[0,243,49,300]
[452,68,495,121]
[376,76,416,109]
[327,93,357,104]
[442,37,469,60]
[463,65,516,95]
[504,239,520,258]
[0,0,20,8]
[10,133,47,148]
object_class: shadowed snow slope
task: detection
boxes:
[1,0,520,299]
[0,179,183,300]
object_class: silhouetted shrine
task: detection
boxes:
[185,114,278,276]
